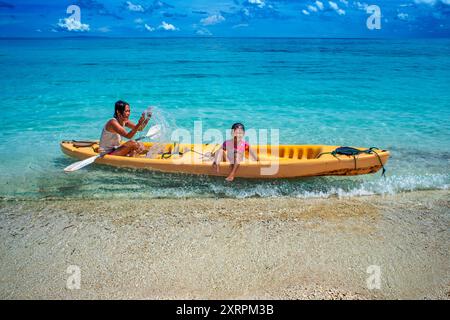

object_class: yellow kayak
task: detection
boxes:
[60,141,389,179]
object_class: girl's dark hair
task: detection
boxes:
[231,122,245,131]
[114,100,129,119]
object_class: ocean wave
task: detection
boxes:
[199,173,450,199]
[0,172,448,201]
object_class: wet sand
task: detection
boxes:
[0,190,448,299]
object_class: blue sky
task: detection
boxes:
[1,0,449,37]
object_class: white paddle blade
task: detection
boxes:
[150,133,161,140]
[146,124,161,138]
[64,155,100,172]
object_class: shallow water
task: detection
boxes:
[1,38,449,199]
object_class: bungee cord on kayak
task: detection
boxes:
[316,146,387,177]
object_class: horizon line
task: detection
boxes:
[1,35,449,40]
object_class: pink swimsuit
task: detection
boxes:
[222,139,250,162]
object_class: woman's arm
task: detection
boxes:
[126,116,149,131]
[108,116,145,139]
[125,120,137,130]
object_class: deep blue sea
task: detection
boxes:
[0,38,449,199]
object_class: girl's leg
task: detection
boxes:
[226,154,243,181]
[226,163,240,182]
[212,149,224,173]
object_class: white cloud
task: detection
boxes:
[144,24,155,32]
[134,18,144,24]
[315,1,324,10]
[57,17,89,32]
[413,0,450,4]
[306,0,345,15]
[158,21,177,31]
[126,1,145,12]
[329,1,339,10]
[397,12,409,20]
[200,14,225,26]
[328,1,346,15]
[354,1,368,10]
[414,0,436,4]
[421,0,450,4]
[302,9,310,15]
[248,0,265,8]
[232,23,249,28]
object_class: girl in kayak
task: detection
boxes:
[99,100,150,156]
[212,123,259,182]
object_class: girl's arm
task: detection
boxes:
[213,148,223,163]
[249,147,259,161]
[212,148,224,173]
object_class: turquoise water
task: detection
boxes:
[1,38,449,199]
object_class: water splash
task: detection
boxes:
[143,106,178,158]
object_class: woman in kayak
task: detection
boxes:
[99,100,150,156]
[212,122,259,182]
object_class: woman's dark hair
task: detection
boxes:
[231,122,245,131]
[114,100,129,119]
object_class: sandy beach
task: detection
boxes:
[0,190,448,300]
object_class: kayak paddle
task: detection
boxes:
[64,153,105,173]
[64,125,162,173]
[135,124,161,141]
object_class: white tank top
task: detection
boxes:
[99,118,122,153]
